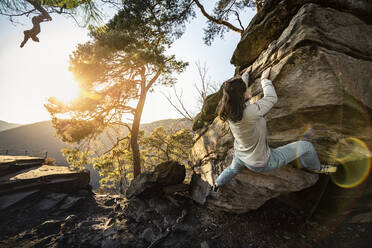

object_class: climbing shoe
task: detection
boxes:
[316,165,337,174]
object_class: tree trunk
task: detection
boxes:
[117,157,124,194]
[131,88,147,178]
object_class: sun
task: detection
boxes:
[50,74,79,104]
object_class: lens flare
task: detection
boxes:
[294,125,371,189]
[294,124,315,169]
[330,137,371,188]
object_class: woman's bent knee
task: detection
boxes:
[299,140,314,151]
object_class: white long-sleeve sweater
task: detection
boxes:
[228,72,278,167]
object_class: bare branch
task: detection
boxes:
[162,60,219,122]
[233,10,244,30]
[193,0,243,34]
[0,8,36,17]
[195,60,208,103]
[162,89,194,122]
[194,60,219,105]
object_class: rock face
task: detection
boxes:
[190,0,372,213]
[230,0,372,67]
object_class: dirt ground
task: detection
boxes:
[0,187,371,248]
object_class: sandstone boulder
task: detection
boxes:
[190,118,319,213]
[190,1,372,213]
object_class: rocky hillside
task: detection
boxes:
[190,0,372,214]
[1,158,371,248]
[0,156,91,211]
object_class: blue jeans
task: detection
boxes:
[215,141,321,186]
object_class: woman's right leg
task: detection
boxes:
[215,155,245,186]
[267,140,321,172]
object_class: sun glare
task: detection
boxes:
[50,74,80,104]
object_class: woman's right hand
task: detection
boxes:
[261,67,271,80]
[244,65,252,74]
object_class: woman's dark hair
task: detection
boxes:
[217,76,247,122]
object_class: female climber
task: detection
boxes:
[212,66,337,192]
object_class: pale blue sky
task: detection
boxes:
[0,3,255,124]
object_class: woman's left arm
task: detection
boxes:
[241,66,251,88]
[254,67,278,116]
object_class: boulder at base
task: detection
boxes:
[126,161,186,199]
[190,118,318,213]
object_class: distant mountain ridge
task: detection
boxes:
[0,118,191,161]
[0,120,22,132]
